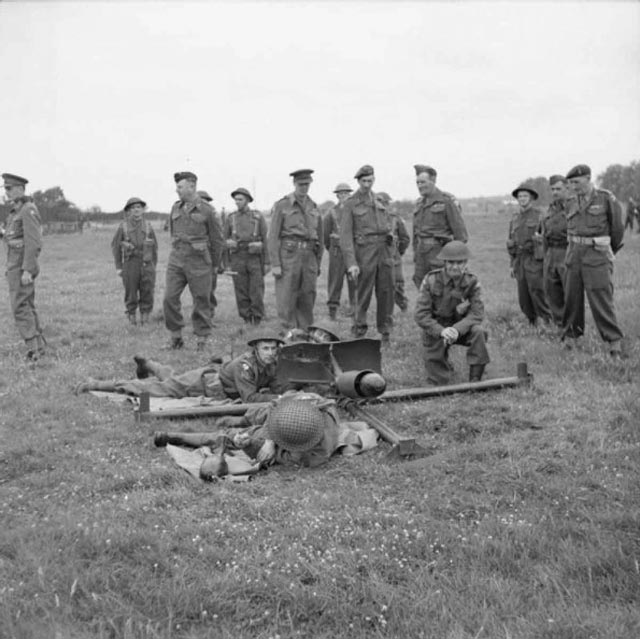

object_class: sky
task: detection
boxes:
[1,0,639,212]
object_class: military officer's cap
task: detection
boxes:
[376,192,392,205]
[548,175,567,185]
[289,169,314,182]
[2,173,29,187]
[511,182,539,200]
[414,164,437,178]
[124,196,147,211]
[231,187,254,202]
[197,190,213,202]
[438,240,471,261]
[333,182,353,194]
[307,322,340,342]
[354,165,374,179]
[566,164,591,180]
[174,171,198,183]
[247,332,285,347]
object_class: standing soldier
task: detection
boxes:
[415,241,490,384]
[625,196,638,233]
[539,175,570,327]
[563,164,624,356]
[268,169,323,329]
[1,173,45,360]
[164,171,223,350]
[111,197,158,326]
[197,189,222,320]
[339,165,394,343]
[376,192,410,312]
[507,183,552,326]
[223,187,270,325]
[323,182,355,320]
[412,165,468,288]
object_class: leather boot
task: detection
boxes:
[25,336,41,361]
[328,307,337,321]
[133,354,150,379]
[127,313,137,326]
[140,312,150,325]
[469,364,486,382]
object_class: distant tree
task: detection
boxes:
[597,161,640,201]
[32,186,81,223]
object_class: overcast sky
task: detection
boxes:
[1,1,639,211]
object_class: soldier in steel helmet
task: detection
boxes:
[376,191,410,314]
[562,164,624,356]
[74,332,285,402]
[164,171,223,351]
[268,169,323,329]
[507,182,552,326]
[414,241,490,384]
[111,197,158,326]
[323,182,356,320]
[1,173,46,360]
[196,189,223,319]
[339,165,395,343]
[223,187,270,325]
[411,165,468,289]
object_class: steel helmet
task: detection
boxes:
[266,399,325,452]
[437,240,471,261]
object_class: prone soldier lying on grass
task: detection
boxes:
[154,392,344,472]
[74,333,285,402]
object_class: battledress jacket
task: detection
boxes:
[414,269,485,338]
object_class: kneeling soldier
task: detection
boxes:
[223,187,270,325]
[111,197,158,325]
[414,241,490,384]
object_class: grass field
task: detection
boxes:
[1,213,639,639]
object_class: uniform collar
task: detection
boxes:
[422,186,443,206]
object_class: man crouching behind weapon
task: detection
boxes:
[74,332,285,402]
[154,392,342,476]
[414,241,490,385]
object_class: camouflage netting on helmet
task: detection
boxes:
[266,398,325,452]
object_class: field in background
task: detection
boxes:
[1,213,639,639]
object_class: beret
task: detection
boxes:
[124,197,147,210]
[289,169,314,181]
[230,187,253,202]
[196,190,213,202]
[566,164,591,180]
[354,164,374,179]
[174,171,198,183]
[333,182,353,194]
[548,175,567,186]
[414,164,437,178]
[511,183,539,200]
[2,173,29,187]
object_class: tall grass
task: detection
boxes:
[1,214,639,638]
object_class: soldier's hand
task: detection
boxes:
[272,266,282,278]
[21,271,33,286]
[441,327,459,344]
[256,439,276,464]
[347,265,360,280]
[116,269,123,278]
